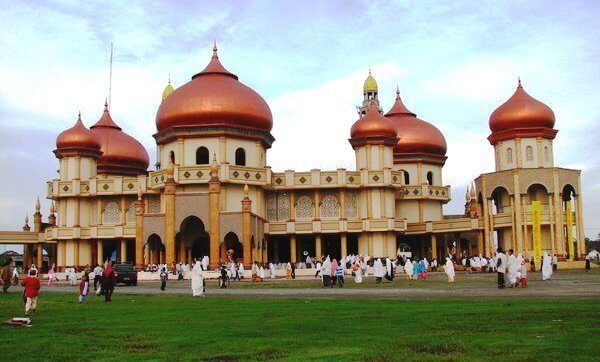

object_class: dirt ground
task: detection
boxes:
[12,268,600,300]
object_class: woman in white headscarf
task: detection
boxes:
[542,251,553,281]
[404,258,414,280]
[191,260,205,297]
[374,258,384,283]
[353,259,363,283]
[445,256,455,283]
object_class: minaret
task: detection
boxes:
[357,70,382,117]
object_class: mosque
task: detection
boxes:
[2,45,586,271]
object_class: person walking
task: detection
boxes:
[101,262,116,302]
[495,248,507,289]
[79,268,90,303]
[585,255,591,272]
[335,262,344,287]
[542,252,553,281]
[160,266,168,291]
[93,264,103,290]
[445,256,455,283]
[21,268,41,316]
[191,260,205,297]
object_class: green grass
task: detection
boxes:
[1,293,598,361]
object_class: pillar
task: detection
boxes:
[74,240,80,269]
[164,168,177,266]
[290,235,297,263]
[23,244,30,268]
[208,159,221,268]
[242,185,252,266]
[36,243,43,270]
[575,194,585,258]
[61,241,66,270]
[512,172,523,252]
[455,233,462,257]
[340,233,348,258]
[430,234,438,260]
[97,240,104,265]
[120,239,127,262]
[178,240,186,263]
[477,231,485,256]
[315,234,322,260]
[135,196,145,269]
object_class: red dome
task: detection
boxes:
[488,80,556,144]
[55,113,101,158]
[155,45,273,137]
[384,88,447,163]
[350,100,397,146]
[90,102,149,176]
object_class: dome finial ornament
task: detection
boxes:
[35,197,40,212]
[518,76,522,88]
[465,184,471,202]
[213,40,218,56]
[396,85,400,99]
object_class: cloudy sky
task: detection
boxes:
[1,0,599,245]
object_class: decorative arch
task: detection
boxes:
[196,147,209,165]
[426,171,433,185]
[404,171,410,185]
[221,231,243,262]
[235,148,246,166]
[102,202,121,224]
[491,186,510,214]
[506,148,513,164]
[146,233,164,265]
[562,184,576,202]
[295,195,315,220]
[526,183,549,205]
[320,195,340,219]
[125,202,136,224]
[526,146,533,161]
[180,216,209,261]
[169,150,175,164]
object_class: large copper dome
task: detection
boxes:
[55,113,102,158]
[350,100,397,146]
[384,88,447,162]
[90,102,149,176]
[155,45,273,135]
[488,80,556,144]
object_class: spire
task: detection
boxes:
[35,197,40,213]
[90,100,122,130]
[162,75,175,100]
[193,42,238,80]
[384,86,416,117]
[518,76,522,88]
[470,181,477,199]
[465,184,471,202]
[25,214,29,225]
[396,85,400,98]
[50,201,55,214]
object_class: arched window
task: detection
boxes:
[196,147,209,165]
[102,202,121,224]
[526,146,533,161]
[507,148,513,163]
[404,171,410,185]
[169,151,175,164]
[426,171,433,185]
[320,195,340,219]
[235,148,246,166]
[295,196,315,220]
[544,146,549,162]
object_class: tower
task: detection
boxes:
[357,70,382,117]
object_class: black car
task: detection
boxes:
[113,262,138,286]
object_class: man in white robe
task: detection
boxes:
[238,262,245,279]
[374,258,384,283]
[191,261,205,297]
[445,256,455,282]
[404,259,414,280]
[385,258,393,281]
[542,252,553,281]
[201,256,209,271]
[269,262,276,279]
[506,249,518,287]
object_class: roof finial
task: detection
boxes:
[518,76,522,88]
[396,85,400,99]
[168,73,171,84]
[104,98,109,112]
[368,68,371,75]
[35,197,40,212]
[212,40,218,57]
[25,213,29,225]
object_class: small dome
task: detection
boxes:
[162,80,175,100]
[156,44,273,136]
[385,88,447,161]
[55,113,101,156]
[350,100,397,143]
[363,71,378,92]
[489,80,555,137]
[90,102,149,176]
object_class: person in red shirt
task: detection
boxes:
[21,268,41,316]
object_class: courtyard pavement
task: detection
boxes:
[9,269,599,300]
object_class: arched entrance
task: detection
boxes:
[146,234,165,265]
[180,216,209,262]
[221,232,243,263]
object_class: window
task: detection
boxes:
[320,195,340,219]
[404,171,410,185]
[526,146,533,161]
[544,147,549,162]
[507,148,513,163]
[235,148,246,166]
[426,171,433,185]
[169,151,175,164]
[196,147,209,165]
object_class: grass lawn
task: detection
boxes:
[1,293,598,361]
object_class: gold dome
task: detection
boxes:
[162,81,174,100]
[363,71,378,92]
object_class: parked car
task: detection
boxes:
[113,262,138,286]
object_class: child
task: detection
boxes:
[79,269,90,303]
[519,260,528,288]
[21,268,41,316]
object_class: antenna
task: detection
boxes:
[108,43,114,110]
